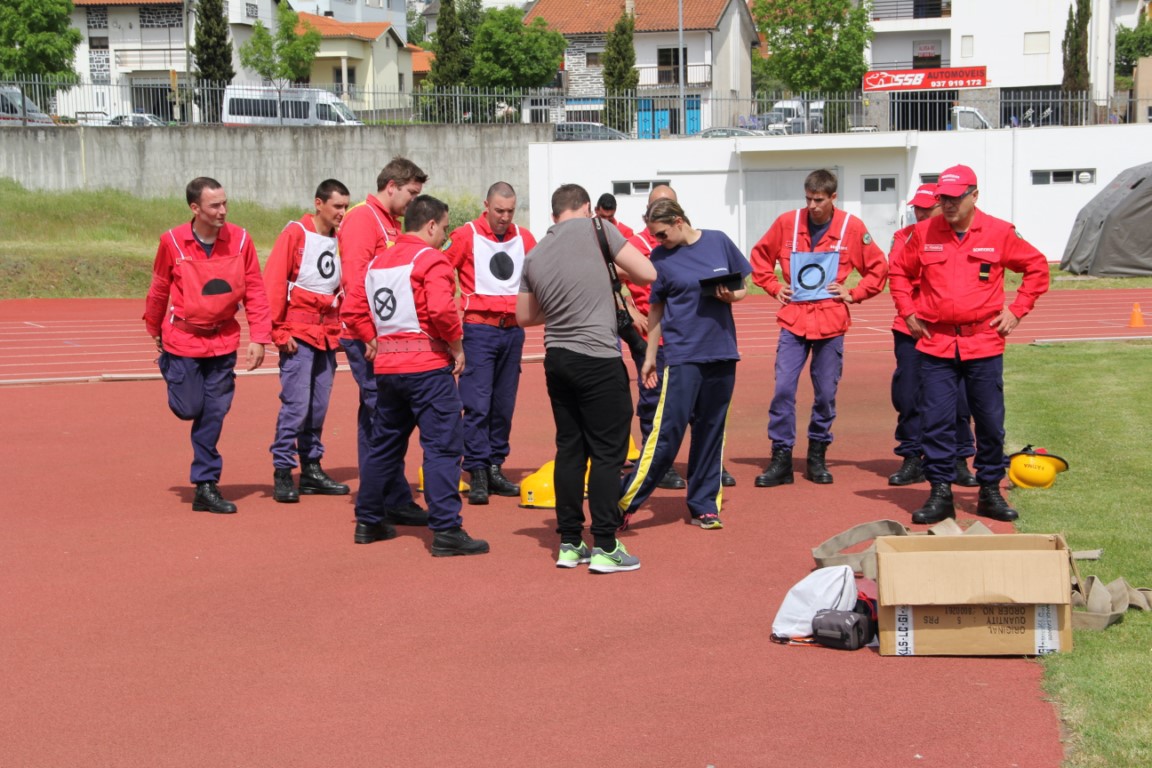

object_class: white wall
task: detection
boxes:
[528,123,1152,262]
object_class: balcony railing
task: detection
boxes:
[114,48,189,71]
[871,0,952,21]
[636,64,712,88]
[869,59,952,71]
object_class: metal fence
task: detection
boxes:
[2,74,1148,136]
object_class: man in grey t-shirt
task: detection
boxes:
[517,184,656,573]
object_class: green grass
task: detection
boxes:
[0,179,482,299]
[1005,341,1152,768]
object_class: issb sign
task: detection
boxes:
[863,67,988,92]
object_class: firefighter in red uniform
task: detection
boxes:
[594,192,635,239]
[889,164,1049,524]
[750,169,888,487]
[144,177,271,514]
[336,156,429,527]
[264,179,352,503]
[446,181,537,505]
[343,195,489,556]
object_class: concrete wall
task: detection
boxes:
[0,124,550,213]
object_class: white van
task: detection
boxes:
[0,86,54,127]
[221,85,362,127]
[952,106,993,130]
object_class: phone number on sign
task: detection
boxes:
[930,79,985,88]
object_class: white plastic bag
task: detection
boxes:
[771,565,858,639]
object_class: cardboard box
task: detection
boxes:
[876,534,1073,656]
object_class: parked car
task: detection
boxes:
[554,122,629,141]
[0,86,54,127]
[107,113,168,127]
[221,85,363,127]
[952,106,993,130]
[698,126,763,138]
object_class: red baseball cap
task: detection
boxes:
[909,183,938,209]
[935,165,978,197]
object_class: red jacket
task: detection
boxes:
[143,221,271,357]
[337,195,400,339]
[344,234,463,375]
[623,227,658,316]
[889,208,1050,359]
[888,223,917,335]
[446,216,537,316]
[264,214,342,350]
[750,208,888,340]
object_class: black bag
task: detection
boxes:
[810,609,868,651]
[591,218,647,356]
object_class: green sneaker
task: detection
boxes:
[556,541,591,568]
[588,540,641,573]
[690,513,724,530]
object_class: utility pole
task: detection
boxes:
[677,0,685,135]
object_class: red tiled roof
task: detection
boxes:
[408,46,434,74]
[296,12,392,42]
[524,0,732,35]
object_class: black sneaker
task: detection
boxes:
[193,481,237,514]
[431,527,490,557]
[354,521,398,544]
[384,501,429,527]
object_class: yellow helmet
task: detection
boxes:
[418,466,470,493]
[1008,445,1069,489]
[520,460,557,508]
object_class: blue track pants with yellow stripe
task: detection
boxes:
[619,360,736,520]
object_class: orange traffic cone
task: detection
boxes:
[1129,303,1146,328]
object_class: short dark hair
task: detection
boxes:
[404,194,449,232]
[486,181,516,200]
[804,169,838,195]
[315,178,350,202]
[595,192,617,211]
[551,184,590,218]
[186,177,222,205]
[377,156,428,192]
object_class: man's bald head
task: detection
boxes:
[648,185,677,205]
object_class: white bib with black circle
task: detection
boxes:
[471,222,525,297]
[365,248,435,337]
[288,222,341,299]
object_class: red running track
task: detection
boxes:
[1,290,1148,767]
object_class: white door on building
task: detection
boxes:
[860,175,900,250]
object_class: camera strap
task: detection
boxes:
[591,218,629,312]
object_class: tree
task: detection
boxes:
[238,1,322,84]
[456,0,484,49]
[429,0,468,87]
[750,0,872,92]
[407,2,427,45]
[601,11,639,134]
[1061,0,1090,92]
[0,0,82,78]
[470,8,565,89]
[1115,12,1152,80]
[191,0,235,122]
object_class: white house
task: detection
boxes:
[524,0,758,135]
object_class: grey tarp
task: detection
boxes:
[1061,162,1152,276]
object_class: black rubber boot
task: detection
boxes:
[954,458,980,488]
[273,468,299,503]
[888,456,925,486]
[911,483,955,525]
[487,464,520,497]
[976,484,1019,522]
[299,462,350,496]
[431,527,490,557]
[805,440,834,484]
[754,447,794,487]
[467,467,490,505]
[193,481,237,514]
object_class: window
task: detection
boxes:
[89,37,109,50]
[333,67,358,95]
[316,103,333,122]
[1032,169,1095,185]
[585,50,603,67]
[611,180,671,196]
[920,173,940,184]
[657,48,687,85]
[1023,32,1049,55]
[398,73,405,93]
[246,3,259,19]
[864,177,896,193]
[231,97,277,118]
[961,35,974,58]
[283,100,309,120]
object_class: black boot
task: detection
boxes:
[656,466,686,490]
[805,440,834,484]
[193,481,237,514]
[431,527,490,557]
[888,456,925,486]
[273,468,299,503]
[954,458,980,488]
[299,462,350,496]
[487,464,520,497]
[911,483,955,525]
[754,447,794,487]
[721,466,737,487]
[976,484,1019,522]
[467,467,490,505]
[384,500,429,527]
[354,520,397,544]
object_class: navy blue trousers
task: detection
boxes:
[340,338,415,510]
[891,330,974,459]
[919,352,1008,485]
[355,366,464,531]
[270,341,337,469]
[543,348,633,551]
[629,342,667,444]
[620,360,736,519]
[158,351,236,484]
[458,323,524,471]
[768,330,843,449]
